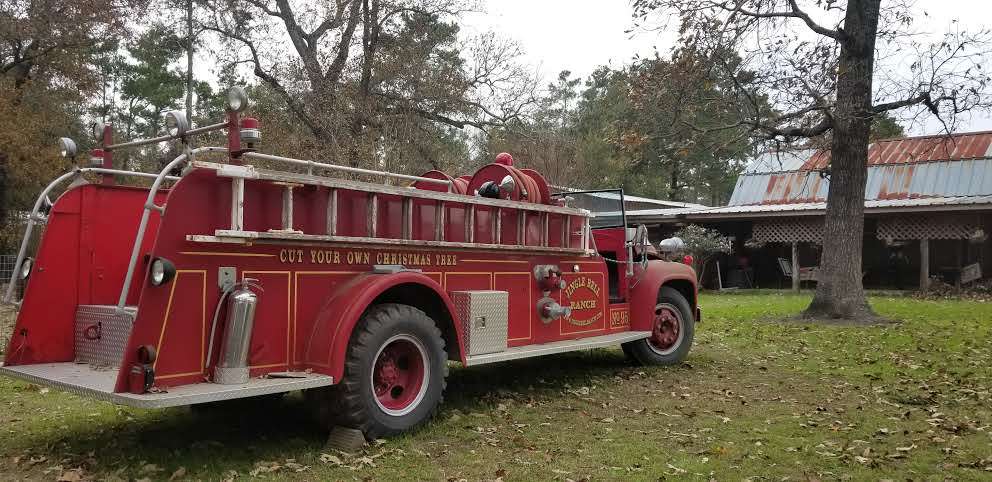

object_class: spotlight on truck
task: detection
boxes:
[226,86,249,112]
[149,257,176,286]
[19,257,33,280]
[165,111,189,138]
[498,175,516,196]
[59,138,77,159]
[92,122,106,142]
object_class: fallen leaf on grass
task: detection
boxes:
[169,467,187,480]
[56,469,83,482]
[249,462,279,477]
[140,463,163,474]
[319,453,343,465]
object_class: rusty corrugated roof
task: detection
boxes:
[732,131,992,206]
[800,131,992,170]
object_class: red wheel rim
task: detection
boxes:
[649,303,682,354]
[372,335,429,416]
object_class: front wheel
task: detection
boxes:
[312,303,447,440]
[622,286,695,365]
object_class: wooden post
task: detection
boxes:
[230,178,244,230]
[281,185,294,230]
[716,260,723,291]
[920,238,930,292]
[367,194,378,238]
[791,242,800,292]
[327,188,337,235]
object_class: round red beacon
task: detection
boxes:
[494,152,514,166]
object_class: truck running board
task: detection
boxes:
[0,363,333,409]
[464,331,651,366]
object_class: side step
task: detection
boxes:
[0,363,333,409]
[464,331,650,366]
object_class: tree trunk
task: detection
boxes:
[669,157,680,201]
[803,0,880,319]
[185,0,194,121]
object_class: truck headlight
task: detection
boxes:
[150,258,176,286]
[20,258,33,280]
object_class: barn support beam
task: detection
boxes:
[791,242,800,292]
[920,238,930,292]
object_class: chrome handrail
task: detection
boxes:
[105,122,227,151]
[116,147,228,311]
[2,168,182,305]
[241,152,453,188]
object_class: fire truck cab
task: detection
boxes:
[1,88,698,440]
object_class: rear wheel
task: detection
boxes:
[622,286,694,365]
[311,303,447,440]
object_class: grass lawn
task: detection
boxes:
[1,293,990,481]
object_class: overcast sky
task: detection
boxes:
[464,0,992,134]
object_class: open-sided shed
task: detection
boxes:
[628,131,992,290]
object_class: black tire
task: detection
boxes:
[622,286,694,366]
[312,303,447,440]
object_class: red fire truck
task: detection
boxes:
[0,88,698,440]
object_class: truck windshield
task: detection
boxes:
[551,189,626,229]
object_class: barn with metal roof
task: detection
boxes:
[629,131,992,290]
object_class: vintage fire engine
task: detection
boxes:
[0,88,698,439]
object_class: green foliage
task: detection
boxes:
[100,24,188,138]
[871,112,906,140]
[672,224,732,279]
[0,0,131,252]
[479,52,758,204]
[673,224,732,257]
[617,52,755,204]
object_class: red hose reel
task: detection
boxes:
[411,153,553,205]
